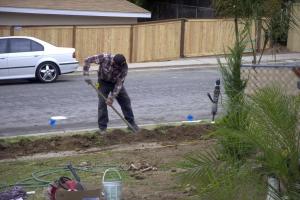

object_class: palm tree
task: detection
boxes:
[246,86,300,199]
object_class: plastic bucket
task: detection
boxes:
[102,168,122,200]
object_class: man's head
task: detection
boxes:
[113,54,126,67]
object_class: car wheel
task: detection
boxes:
[36,62,59,83]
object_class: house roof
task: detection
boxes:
[0,0,151,18]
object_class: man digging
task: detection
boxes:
[83,53,139,134]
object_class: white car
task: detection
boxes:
[0,36,79,83]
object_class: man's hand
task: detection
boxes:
[106,96,114,106]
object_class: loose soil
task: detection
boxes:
[0,124,214,160]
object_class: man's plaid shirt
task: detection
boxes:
[83,53,128,99]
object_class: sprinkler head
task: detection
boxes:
[49,119,56,128]
[187,114,194,121]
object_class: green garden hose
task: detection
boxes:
[0,164,119,191]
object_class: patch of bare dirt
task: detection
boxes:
[0,124,214,160]
[99,139,217,200]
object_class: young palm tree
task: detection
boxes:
[181,86,300,199]
[218,38,248,130]
[246,86,300,199]
[181,147,266,200]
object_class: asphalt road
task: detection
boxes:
[0,67,221,136]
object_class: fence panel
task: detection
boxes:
[75,25,131,64]
[184,19,260,57]
[131,21,181,62]
[0,27,11,36]
[13,26,73,48]
[184,19,237,57]
[287,3,300,52]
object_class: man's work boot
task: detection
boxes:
[98,127,107,135]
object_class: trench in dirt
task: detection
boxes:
[0,124,215,160]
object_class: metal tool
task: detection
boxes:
[67,163,85,191]
[85,79,137,133]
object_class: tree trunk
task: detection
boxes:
[256,19,262,52]
[234,17,239,43]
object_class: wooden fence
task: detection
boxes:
[287,3,300,52]
[184,19,236,57]
[75,25,132,63]
[13,26,74,48]
[0,19,257,64]
[131,20,182,62]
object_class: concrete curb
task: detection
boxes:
[0,120,213,139]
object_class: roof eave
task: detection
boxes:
[0,7,151,18]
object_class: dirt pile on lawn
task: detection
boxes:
[0,124,214,160]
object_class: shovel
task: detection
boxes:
[85,79,137,133]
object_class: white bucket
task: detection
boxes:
[102,168,122,200]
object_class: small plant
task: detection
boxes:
[180,148,266,200]
[245,86,300,198]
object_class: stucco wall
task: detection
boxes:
[0,13,137,25]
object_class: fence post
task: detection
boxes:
[180,19,186,58]
[129,24,134,63]
[10,26,14,36]
[72,25,76,49]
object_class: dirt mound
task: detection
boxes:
[0,124,214,160]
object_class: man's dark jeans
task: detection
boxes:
[98,80,135,130]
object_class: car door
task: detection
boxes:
[0,39,9,78]
[7,38,44,78]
